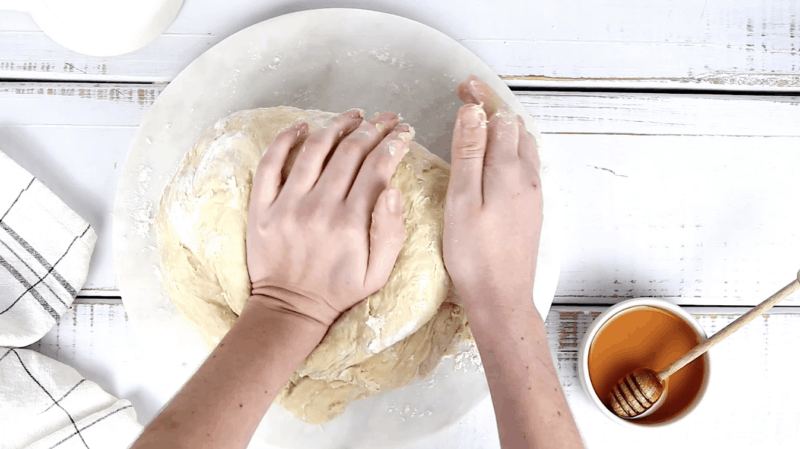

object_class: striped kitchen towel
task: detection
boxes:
[0,347,142,449]
[0,150,97,348]
[0,152,143,448]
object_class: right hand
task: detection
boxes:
[246,110,411,327]
[443,76,543,311]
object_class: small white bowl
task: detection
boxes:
[577,298,711,428]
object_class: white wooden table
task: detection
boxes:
[3,1,800,447]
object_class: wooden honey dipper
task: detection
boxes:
[607,270,800,419]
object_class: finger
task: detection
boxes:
[250,120,309,208]
[457,82,478,105]
[346,125,413,216]
[485,110,521,169]
[281,109,364,196]
[464,75,512,118]
[483,110,522,199]
[517,116,541,183]
[315,112,399,199]
[364,188,405,292]
[447,103,488,207]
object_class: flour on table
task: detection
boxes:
[156,106,471,424]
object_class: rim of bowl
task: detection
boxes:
[576,298,711,428]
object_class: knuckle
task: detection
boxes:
[453,142,485,160]
[256,214,273,232]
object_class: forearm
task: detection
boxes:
[465,292,584,449]
[131,296,327,449]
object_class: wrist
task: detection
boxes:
[244,294,331,340]
[456,285,543,324]
[248,286,340,327]
[454,280,537,309]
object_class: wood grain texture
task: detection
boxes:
[660,277,800,380]
[3,82,800,305]
[550,134,800,306]
[0,83,154,293]
[1,0,799,90]
[27,303,800,448]
[519,92,800,137]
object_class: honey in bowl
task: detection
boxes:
[588,305,706,423]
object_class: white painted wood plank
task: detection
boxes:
[3,83,799,305]
[0,125,133,293]
[519,92,800,137]
[28,303,800,448]
[550,134,800,306]
[7,83,800,134]
[2,0,800,90]
[8,84,800,135]
[0,84,158,292]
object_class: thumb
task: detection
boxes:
[365,187,405,292]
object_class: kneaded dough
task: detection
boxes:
[157,106,469,423]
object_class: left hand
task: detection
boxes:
[246,110,412,327]
[444,76,542,312]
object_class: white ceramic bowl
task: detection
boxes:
[1,0,184,56]
[577,298,711,428]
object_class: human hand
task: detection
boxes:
[246,110,413,327]
[444,76,543,311]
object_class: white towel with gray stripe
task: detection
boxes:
[0,150,96,348]
[0,348,142,449]
[0,151,143,448]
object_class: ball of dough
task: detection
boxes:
[157,106,468,423]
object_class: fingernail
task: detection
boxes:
[397,131,414,143]
[386,189,402,214]
[372,112,397,123]
[292,120,308,136]
[396,124,415,140]
[344,108,365,119]
[460,105,486,129]
[373,112,399,133]
[388,135,410,156]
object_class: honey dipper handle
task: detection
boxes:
[658,270,800,382]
